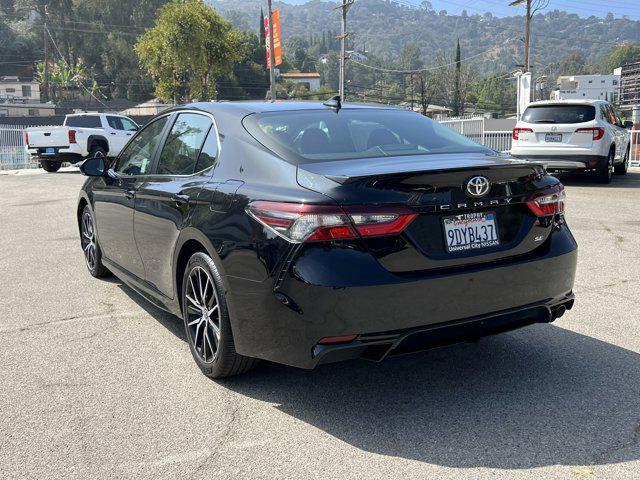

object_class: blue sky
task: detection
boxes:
[281,0,640,20]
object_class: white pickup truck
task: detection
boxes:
[26,113,139,172]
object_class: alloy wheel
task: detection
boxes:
[185,266,221,363]
[81,211,97,270]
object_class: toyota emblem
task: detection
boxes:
[466,176,491,197]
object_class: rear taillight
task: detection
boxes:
[246,201,417,243]
[575,127,604,141]
[25,132,29,147]
[512,127,533,140]
[526,185,565,217]
[68,130,77,144]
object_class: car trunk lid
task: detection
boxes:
[297,153,558,272]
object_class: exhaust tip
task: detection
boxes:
[551,305,567,321]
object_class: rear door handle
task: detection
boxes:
[172,194,189,206]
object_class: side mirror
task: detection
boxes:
[80,156,106,176]
[624,120,634,129]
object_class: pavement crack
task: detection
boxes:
[190,401,240,479]
[0,312,132,334]
[596,418,640,462]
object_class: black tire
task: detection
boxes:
[596,150,614,184]
[182,251,259,378]
[80,205,110,278]
[614,145,629,175]
[89,145,107,160]
[41,159,61,173]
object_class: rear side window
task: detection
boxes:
[156,113,212,175]
[66,116,102,128]
[243,109,490,163]
[522,105,595,124]
[195,127,219,172]
[106,116,123,130]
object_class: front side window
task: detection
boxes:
[243,109,490,163]
[120,118,139,132]
[156,113,212,175]
[115,117,169,176]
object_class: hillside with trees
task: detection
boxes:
[211,0,640,75]
[0,0,639,114]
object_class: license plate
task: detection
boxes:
[443,212,500,253]
[45,148,55,153]
[545,133,562,142]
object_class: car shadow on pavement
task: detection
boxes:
[116,283,187,342]
[219,324,640,470]
[555,169,640,188]
[112,276,640,470]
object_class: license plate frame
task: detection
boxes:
[545,133,562,143]
[443,211,500,253]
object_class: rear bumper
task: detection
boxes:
[313,296,574,365]
[226,224,578,369]
[511,154,607,171]
[29,146,85,163]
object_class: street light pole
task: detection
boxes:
[267,0,276,101]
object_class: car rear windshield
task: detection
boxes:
[65,116,102,128]
[243,109,491,163]
[522,105,596,124]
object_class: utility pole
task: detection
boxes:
[509,0,548,73]
[335,0,354,101]
[43,5,50,102]
[267,0,276,101]
[509,0,531,72]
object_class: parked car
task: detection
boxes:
[77,101,577,378]
[26,113,139,172]
[510,99,632,183]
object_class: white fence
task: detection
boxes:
[440,117,640,164]
[439,116,512,153]
[0,124,38,171]
[631,130,640,168]
[483,131,513,153]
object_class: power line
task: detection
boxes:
[45,25,109,109]
[348,47,503,73]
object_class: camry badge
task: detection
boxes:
[466,176,491,198]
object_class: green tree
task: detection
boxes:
[603,44,640,72]
[318,51,339,91]
[400,42,423,71]
[259,8,265,48]
[135,0,245,102]
[558,52,587,76]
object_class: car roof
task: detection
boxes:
[180,100,402,117]
[526,99,604,106]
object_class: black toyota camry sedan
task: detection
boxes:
[77,100,577,378]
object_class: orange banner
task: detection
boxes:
[265,9,283,69]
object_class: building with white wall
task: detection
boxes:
[279,73,321,91]
[551,74,620,102]
[0,76,41,103]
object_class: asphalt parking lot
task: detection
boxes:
[1,167,640,480]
